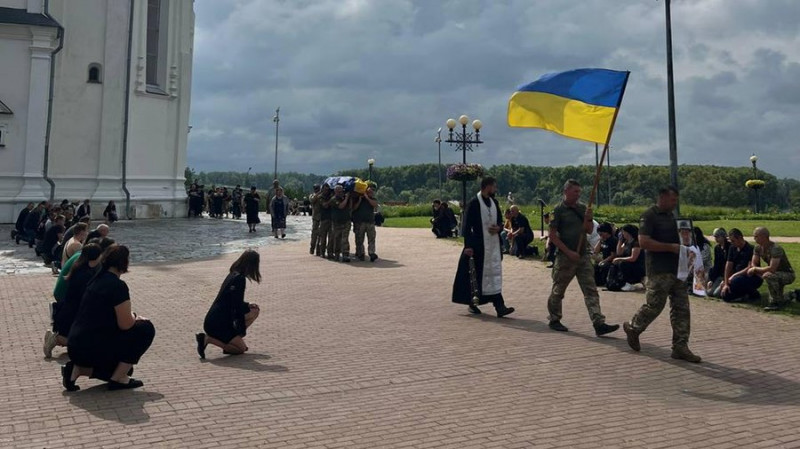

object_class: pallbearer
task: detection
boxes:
[451,176,515,318]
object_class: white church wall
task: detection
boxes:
[0,0,194,222]
[0,16,58,221]
[48,0,116,202]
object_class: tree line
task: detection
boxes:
[186,164,800,212]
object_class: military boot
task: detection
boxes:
[671,345,701,363]
[623,322,640,351]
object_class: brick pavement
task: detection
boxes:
[1,225,800,448]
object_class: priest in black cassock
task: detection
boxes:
[452,176,515,317]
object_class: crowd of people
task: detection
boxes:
[11,199,115,275]
[452,178,797,365]
[187,181,312,221]
[308,182,381,262]
[7,176,795,393]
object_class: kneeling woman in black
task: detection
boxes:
[49,243,104,355]
[63,246,155,391]
[195,250,261,358]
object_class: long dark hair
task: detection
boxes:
[693,227,710,250]
[230,249,261,283]
[64,244,103,281]
[621,224,639,242]
[101,245,130,273]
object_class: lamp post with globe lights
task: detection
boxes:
[435,128,443,199]
[445,115,483,214]
[748,154,761,213]
[367,158,375,181]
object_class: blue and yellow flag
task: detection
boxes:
[507,68,630,144]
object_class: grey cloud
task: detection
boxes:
[188,0,800,179]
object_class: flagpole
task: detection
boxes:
[587,71,630,210]
[576,71,630,253]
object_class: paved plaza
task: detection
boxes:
[1,218,800,448]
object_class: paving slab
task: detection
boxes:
[1,222,800,448]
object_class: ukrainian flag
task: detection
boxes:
[507,68,630,144]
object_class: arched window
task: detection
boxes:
[88,63,102,83]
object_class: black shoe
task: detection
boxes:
[468,305,482,314]
[497,307,515,318]
[310,247,315,255]
[61,362,80,392]
[195,333,206,359]
[342,257,351,263]
[548,320,569,332]
[281,234,286,239]
[764,303,783,311]
[623,322,640,351]
[546,264,554,269]
[357,255,365,261]
[108,378,144,390]
[594,322,620,336]
[369,254,378,262]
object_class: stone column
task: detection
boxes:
[15,30,57,202]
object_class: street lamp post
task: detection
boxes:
[272,107,280,182]
[367,158,375,181]
[245,166,252,186]
[445,115,483,215]
[435,128,443,199]
[750,154,759,213]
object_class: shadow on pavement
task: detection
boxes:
[469,314,800,406]
[202,352,289,373]
[669,360,800,405]
[65,385,165,424]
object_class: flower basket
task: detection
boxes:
[447,163,485,182]
[745,179,765,190]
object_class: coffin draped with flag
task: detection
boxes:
[507,68,629,144]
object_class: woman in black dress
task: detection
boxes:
[244,186,261,233]
[195,250,261,358]
[103,200,118,224]
[609,224,646,291]
[63,246,155,391]
[46,243,104,358]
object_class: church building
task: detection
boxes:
[0,0,194,222]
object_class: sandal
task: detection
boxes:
[108,378,144,390]
[61,362,80,392]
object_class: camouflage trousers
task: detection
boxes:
[330,221,351,257]
[317,219,332,256]
[764,271,796,305]
[630,272,691,348]
[353,221,376,257]
[310,218,321,254]
[547,253,606,325]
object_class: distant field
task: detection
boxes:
[695,220,800,238]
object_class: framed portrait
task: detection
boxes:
[676,218,694,246]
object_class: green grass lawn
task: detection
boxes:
[383,216,432,228]
[695,220,800,238]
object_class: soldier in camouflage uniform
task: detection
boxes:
[316,184,333,258]
[330,185,352,262]
[624,186,701,363]
[309,185,322,255]
[749,227,796,311]
[352,186,379,262]
[546,179,619,336]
